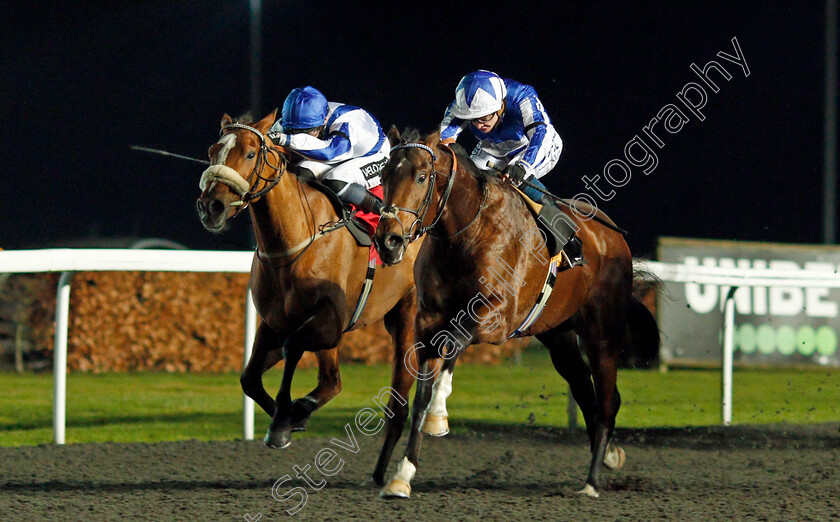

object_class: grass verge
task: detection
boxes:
[0,348,836,446]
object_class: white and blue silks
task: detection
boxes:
[439,79,563,180]
[270,102,388,191]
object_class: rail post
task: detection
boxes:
[53,271,74,444]
[243,286,257,440]
[722,286,738,426]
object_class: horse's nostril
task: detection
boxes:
[385,234,403,250]
[209,199,226,216]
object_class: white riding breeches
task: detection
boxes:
[297,140,389,193]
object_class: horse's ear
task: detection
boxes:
[221,113,233,129]
[387,125,401,147]
[255,108,278,134]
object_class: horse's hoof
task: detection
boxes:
[578,483,600,498]
[263,428,292,450]
[604,445,626,470]
[379,479,411,499]
[263,438,291,450]
[420,414,449,437]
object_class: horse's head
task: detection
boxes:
[196,109,287,232]
[374,127,454,265]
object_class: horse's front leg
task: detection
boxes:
[420,309,481,436]
[240,320,285,417]
[379,354,441,499]
[264,344,304,449]
[265,308,342,450]
[419,343,463,437]
[372,289,418,487]
[380,314,445,499]
[287,347,342,433]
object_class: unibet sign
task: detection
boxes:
[658,237,840,367]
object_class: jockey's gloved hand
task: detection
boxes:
[503,163,527,186]
[267,131,287,146]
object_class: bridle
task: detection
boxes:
[200,122,288,218]
[381,141,485,243]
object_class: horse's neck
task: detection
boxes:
[436,167,486,242]
[249,174,328,254]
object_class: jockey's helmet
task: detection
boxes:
[450,70,507,120]
[281,86,328,130]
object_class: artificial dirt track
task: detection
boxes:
[2,423,838,521]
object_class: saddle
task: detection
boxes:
[307,180,373,248]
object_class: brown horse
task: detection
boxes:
[373,128,660,498]
[195,111,421,475]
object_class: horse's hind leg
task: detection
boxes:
[536,328,597,439]
[372,290,418,486]
[240,320,285,417]
[577,333,624,497]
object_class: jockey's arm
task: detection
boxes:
[514,91,553,175]
[270,128,353,164]
[438,103,470,143]
[518,121,549,173]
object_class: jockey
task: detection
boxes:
[267,86,387,215]
[439,70,583,267]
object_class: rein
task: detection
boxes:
[383,142,484,243]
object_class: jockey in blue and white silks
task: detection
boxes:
[268,86,387,214]
[439,70,583,267]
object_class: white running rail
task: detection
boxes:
[0,249,257,444]
[1,250,837,443]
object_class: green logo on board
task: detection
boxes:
[735,324,837,356]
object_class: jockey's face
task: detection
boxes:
[471,111,499,133]
[288,125,324,137]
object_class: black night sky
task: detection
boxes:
[1,2,834,257]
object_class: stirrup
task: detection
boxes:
[560,238,585,270]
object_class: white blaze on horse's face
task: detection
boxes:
[215,133,237,166]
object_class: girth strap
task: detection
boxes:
[508,259,559,338]
[343,253,377,332]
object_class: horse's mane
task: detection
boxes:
[234,111,255,125]
[449,142,485,181]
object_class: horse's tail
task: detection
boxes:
[618,268,662,368]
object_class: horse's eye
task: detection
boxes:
[417,174,427,184]
[247,151,256,160]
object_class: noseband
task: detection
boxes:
[199,122,288,217]
[381,142,458,242]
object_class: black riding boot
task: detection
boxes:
[358,189,383,215]
[325,180,383,215]
[538,194,585,268]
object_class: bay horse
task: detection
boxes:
[372,128,660,498]
[195,110,420,476]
